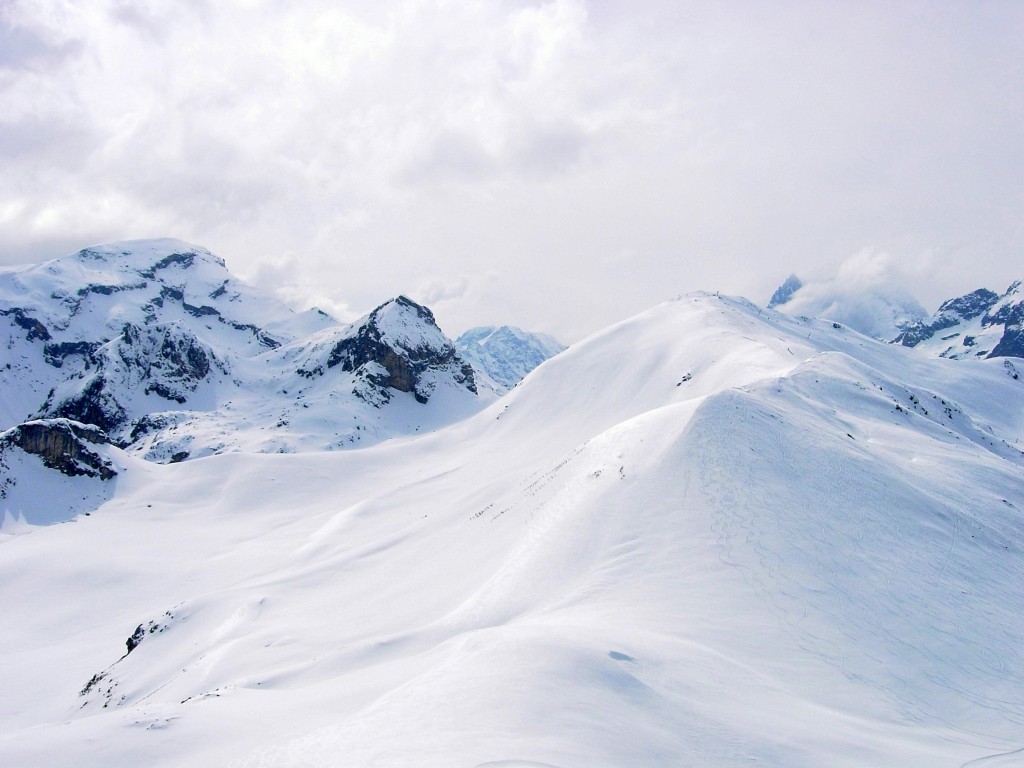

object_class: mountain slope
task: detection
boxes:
[0,293,1022,766]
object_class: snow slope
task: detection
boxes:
[1,293,1022,767]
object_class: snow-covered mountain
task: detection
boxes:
[0,240,485,497]
[1,289,1022,766]
[768,272,1024,362]
[455,325,564,393]
[894,281,1024,359]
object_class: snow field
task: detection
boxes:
[1,292,1022,766]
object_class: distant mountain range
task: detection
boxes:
[770,273,1024,359]
[455,325,565,394]
[894,281,1024,359]
[0,240,488,461]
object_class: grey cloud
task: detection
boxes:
[0,114,95,161]
[399,121,590,188]
[0,22,81,72]
[510,121,589,177]
[108,0,212,42]
[400,131,498,186]
[779,251,931,340]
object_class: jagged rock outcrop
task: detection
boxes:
[768,274,803,308]
[0,307,51,341]
[0,419,116,480]
[46,377,127,435]
[324,296,476,405]
[893,282,1023,360]
[894,289,1000,348]
[34,322,219,436]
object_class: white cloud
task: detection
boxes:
[779,250,930,341]
[1,0,1022,341]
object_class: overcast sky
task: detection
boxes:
[1,0,1021,341]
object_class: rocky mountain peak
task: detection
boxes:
[935,288,999,320]
[325,295,476,404]
[768,274,803,308]
[895,280,1023,359]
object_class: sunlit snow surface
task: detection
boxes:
[1,294,1023,767]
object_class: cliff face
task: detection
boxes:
[323,296,477,405]
[1,419,116,481]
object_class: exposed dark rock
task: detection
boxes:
[1,307,51,341]
[159,332,212,381]
[126,625,146,655]
[138,251,201,278]
[49,377,128,434]
[183,302,220,318]
[940,289,1000,320]
[160,286,184,303]
[76,281,147,297]
[80,671,109,697]
[128,417,155,441]
[990,326,1024,359]
[129,414,175,442]
[144,382,187,404]
[41,323,216,437]
[123,616,171,657]
[225,320,280,348]
[131,330,212,403]
[982,296,1024,329]
[895,288,1002,348]
[0,419,116,480]
[76,248,111,262]
[44,340,100,368]
[122,323,213,400]
[326,296,476,404]
[768,275,803,309]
